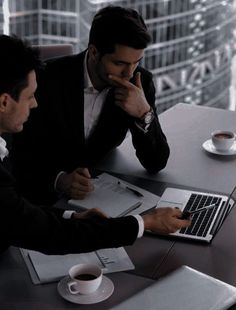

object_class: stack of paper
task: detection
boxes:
[69,173,160,217]
[21,247,134,284]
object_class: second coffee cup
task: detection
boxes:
[211,130,235,151]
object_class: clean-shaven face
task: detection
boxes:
[0,70,37,133]
[90,44,144,89]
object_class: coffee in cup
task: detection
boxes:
[211,130,235,151]
[67,264,102,295]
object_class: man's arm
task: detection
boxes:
[0,175,139,254]
[109,69,170,173]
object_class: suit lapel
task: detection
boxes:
[61,52,86,159]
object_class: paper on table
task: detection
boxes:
[113,265,236,310]
[69,173,160,217]
[21,247,134,284]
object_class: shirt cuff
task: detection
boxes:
[54,171,66,191]
[63,210,76,219]
[132,215,144,238]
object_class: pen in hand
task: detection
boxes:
[117,181,144,197]
[180,203,218,219]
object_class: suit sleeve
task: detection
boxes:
[129,69,170,173]
[10,66,65,204]
[0,167,138,255]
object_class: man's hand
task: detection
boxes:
[109,72,150,118]
[57,168,94,199]
[72,208,108,220]
[142,207,191,235]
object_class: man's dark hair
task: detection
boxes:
[89,6,151,56]
[0,35,42,101]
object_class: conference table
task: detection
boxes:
[98,103,236,195]
[1,103,236,309]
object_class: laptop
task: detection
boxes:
[154,186,236,242]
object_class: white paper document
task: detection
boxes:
[69,173,160,217]
[21,247,134,284]
[113,265,236,310]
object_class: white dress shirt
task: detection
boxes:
[83,52,110,140]
[0,136,9,161]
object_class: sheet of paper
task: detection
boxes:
[69,173,160,217]
[21,247,134,284]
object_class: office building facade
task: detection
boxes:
[0,0,4,33]
[79,0,236,112]
[4,0,236,112]
[8,0,80,46]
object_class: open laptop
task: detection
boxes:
[154,186,236,243]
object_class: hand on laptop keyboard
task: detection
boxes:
[142,207,192,234]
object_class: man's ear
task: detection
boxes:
[88,44,100,62]
[0,93,10,112]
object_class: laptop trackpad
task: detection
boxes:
[156,188,191,211]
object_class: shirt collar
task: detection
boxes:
[84,51,98,93]
[0,136,9,161]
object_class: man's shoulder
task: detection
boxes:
[131,66,153,88]
[136,66,152,78]
[45,50,86,73]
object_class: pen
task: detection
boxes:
[181,203,218,219]
[117,181,144,197]
[119,202,142,217]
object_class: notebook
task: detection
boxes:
[112,265,236,310]
[153,186,236,242]
[69,173,160,217]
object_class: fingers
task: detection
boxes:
[108,75,131,89]
[73,208,108,220]
[142,207,192,235]
[108,72,142,90]
[59,167,94,199]
[134,72,142,89]
[76,167,91,179]
[88,208,108,218]
[70,172,94,199]
[113,87,128,106]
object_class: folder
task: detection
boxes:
[21,247,134,284]
[113,266,236,310]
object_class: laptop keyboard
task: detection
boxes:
[179,194,222,237]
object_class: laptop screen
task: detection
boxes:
[211,185,236,236]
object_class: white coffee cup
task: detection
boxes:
[67,264,102,295]
[211,130,235,151]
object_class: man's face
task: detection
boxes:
[0,70,37,133]
[90,44,144,88]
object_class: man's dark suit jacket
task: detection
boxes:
[0,160,138,254]
[11,50,170,204]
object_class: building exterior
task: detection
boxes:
[79,0,236,112]
[3,0,236,112]
[8,0,80,47]
[0,0,4,34]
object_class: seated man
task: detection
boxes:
[0,35,190,255]
[11,6,170,204]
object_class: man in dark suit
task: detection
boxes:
[0,35,190,254]
[11,6,170,205]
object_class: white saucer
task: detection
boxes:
[57,275,114,304]
[202,139,236,155]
